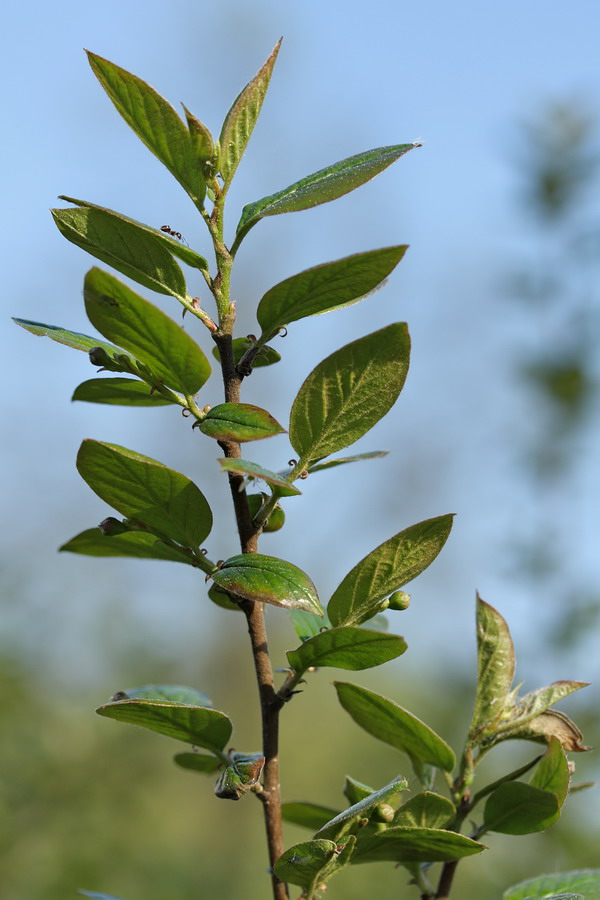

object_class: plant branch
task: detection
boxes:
[435,860,458,899]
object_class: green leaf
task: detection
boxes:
[199,403,285,442]
[393,791,455,829]
[214,752,265,800]
[328,515,454,627]
[211,554,324,615]
[235,142,420,247]
[315,777,408,841]
[499,708,590,753]
[503,870,600,900]
[52,207,187,299]
[13,318,121,356]
[530,736,570,805]
[77,440,212,547]
[343,776,375,805]
[174,751,221,774]
[182,105,217,175]
[256,246,408,340]
[59,195,209,271]
[60,528,196,565]
[281,802,341,831]
[109,684,212,706]
[212,337,281,369]
[497,681,589,738]
[219,39,281,185]
[86,51,206,207]
[289,323,410,466]
[217,458,301,496]
[334,682,456,772]
[307,450,388,473]
[207,583,243,613]
[274,838,355,891]
[289,609,333,642]
[483,782,560,835]
[83,268,210,394]
[286,627,406,674]
[72,377,176,406]
[468,595,516,743]
[96,699,232,753]
[351,826,486,864]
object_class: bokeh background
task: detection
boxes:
[2,1,599,898]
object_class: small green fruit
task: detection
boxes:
[388,591,411,610]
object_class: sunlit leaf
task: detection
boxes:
[286,627,406,674]
[328,515,453,627]
[530,736,570,805]
[59,195,209,271]
[109,684,212,706]
[52,207,187,299]
[256,246,407,340]
[87,51,206,207]
[199,403,285,442]
[290,324,410,466]
[335,682,456,771]
[13,318,120,356]
[219,39,281,185]
[235,143,420,247]
[502,869,600,900]
[77,440,212,547]
[211,554,323,615]
[468,595,516,743]
[96,699,232,753]
[217,458,301,496]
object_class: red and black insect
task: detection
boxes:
[160,224,183,241]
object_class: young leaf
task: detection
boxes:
[60,528,196,566]
[174,751,221,774]
[307,450,388,474]
[52,207,187,300]
[529,735,570,805]
[234,142,420,248]
[334,682,456,772]
[315,776,408,841]
[60,195,208,271]
[214,752,265,800]
[84,268,210,394]
[76,440,212,547]
[199,403,285,442]
[281,802,341,831]
[219,39,281,186]
[393,791,455,829]
[498,680,589,736]
[109,684,212,706]
[351,826,486,864]
[96,699,232,753]
[274,838,355,891]
[86,51,206,207]
[256,246,408,341]
[182,105,217,174]
[499,709,590,752]
[502,870,600,900]
[218,458,301,496]
[72,378,176,406]
[212,337,281,369]
[483,781,560,834]
[289,323,410,466]
[13,318,121,356]
[328,515,454,627]
[286,627,407,674]
[468,595,516,743]
[211,554,324,615]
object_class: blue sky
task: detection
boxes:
[2,1,599,694]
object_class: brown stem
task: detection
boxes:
[215,332,289,900]
[435,860,458,899]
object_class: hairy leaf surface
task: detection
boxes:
[199,403,285,442]
[290,324,410,466]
